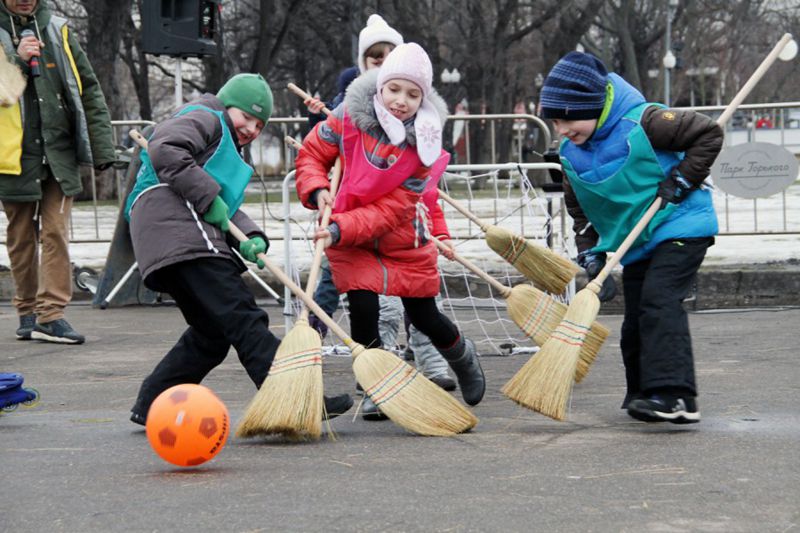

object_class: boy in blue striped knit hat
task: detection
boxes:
[540,51,723,424]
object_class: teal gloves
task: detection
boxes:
[239,236,267,269]
[203,196,230,231]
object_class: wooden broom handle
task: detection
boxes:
[717,33,794,128]
[590,33,795,290]
[288,82,333,117]
[284,135,302,150]
[590,199,663,288]
[129,129,148,149]
[283,135,344,320]
[437,190,489,232]
[432,236,511,297]
[228,221,354,345]
[299,158,342,320]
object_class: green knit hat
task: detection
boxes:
[217,73,273,123]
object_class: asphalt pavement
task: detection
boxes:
[1,302,798,532]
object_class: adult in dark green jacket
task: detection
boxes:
[0,0,115,344]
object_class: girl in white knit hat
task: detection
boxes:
[296,43,486,417]
[305,14,403,120]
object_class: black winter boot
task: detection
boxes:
[323,393,354,420]
[441,338,485,406]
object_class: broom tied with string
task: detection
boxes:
[502,32,797,421]
[226,220,478,436]
[431,237,608,382]
[236,140,342,439]
[503,199,662,420]
[437,190,579,294]
[130,128,328,440]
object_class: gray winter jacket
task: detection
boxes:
[128,94,265,282]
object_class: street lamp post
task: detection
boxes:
[440,67,462,106]
[663,0,679,106]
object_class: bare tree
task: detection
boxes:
[120,0,152,121]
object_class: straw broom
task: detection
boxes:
[437,190,579,294]
[502,200,659,420]
[0,46,26,106]
[129,129,328,439]
[432,237,608,383]
[235,152,342,439]
[226,222,478,436]
[502,32,796,420]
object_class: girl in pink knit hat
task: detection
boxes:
[296,43,486,414]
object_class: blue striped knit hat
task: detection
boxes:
[539,52,608,120]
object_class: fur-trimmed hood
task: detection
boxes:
[343,69,449,146]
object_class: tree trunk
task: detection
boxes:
[121,1,151,121]
[79,0,131,121]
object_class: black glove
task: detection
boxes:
[577,250,617,302]
[95,161,113,172]
[657,169,694,207]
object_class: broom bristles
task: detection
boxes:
[486,227,579,294]
[506,284,609,383]
[352,347,477,436]
[235,321,324,440]
[502,287,601,420]
[0,47,26,106]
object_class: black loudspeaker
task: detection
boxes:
[141,0,221,57]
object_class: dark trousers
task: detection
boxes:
[347,290,459,352]
[620,237,713,397]
[313,261,340,317]
[132,257,280,416]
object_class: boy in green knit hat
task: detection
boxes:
[126,73,353,426]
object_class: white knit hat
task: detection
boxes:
[357,14,404,73]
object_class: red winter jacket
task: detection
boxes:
[295,71,451,297]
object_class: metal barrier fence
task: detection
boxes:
[1,104,798,253]
[276,162,566,354]
[262,113,552,176]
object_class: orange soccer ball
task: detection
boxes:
[145,384,230,467]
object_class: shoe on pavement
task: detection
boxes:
[627,394,700,424]
[16,314,36,341]
[361,396,388,421]
[308,314,328,340]
[621,392,640,409]
[130,411,146,426]
[402,346,414,361]
[323,393,353,420]
[31,319,85,344]
[428,373,457,391]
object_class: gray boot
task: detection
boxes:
[361,395,389,421]
[442,338,485,406]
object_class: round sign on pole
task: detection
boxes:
[710,142,799,199]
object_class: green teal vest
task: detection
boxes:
[125,105,253,220]
[562,103,678,253]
